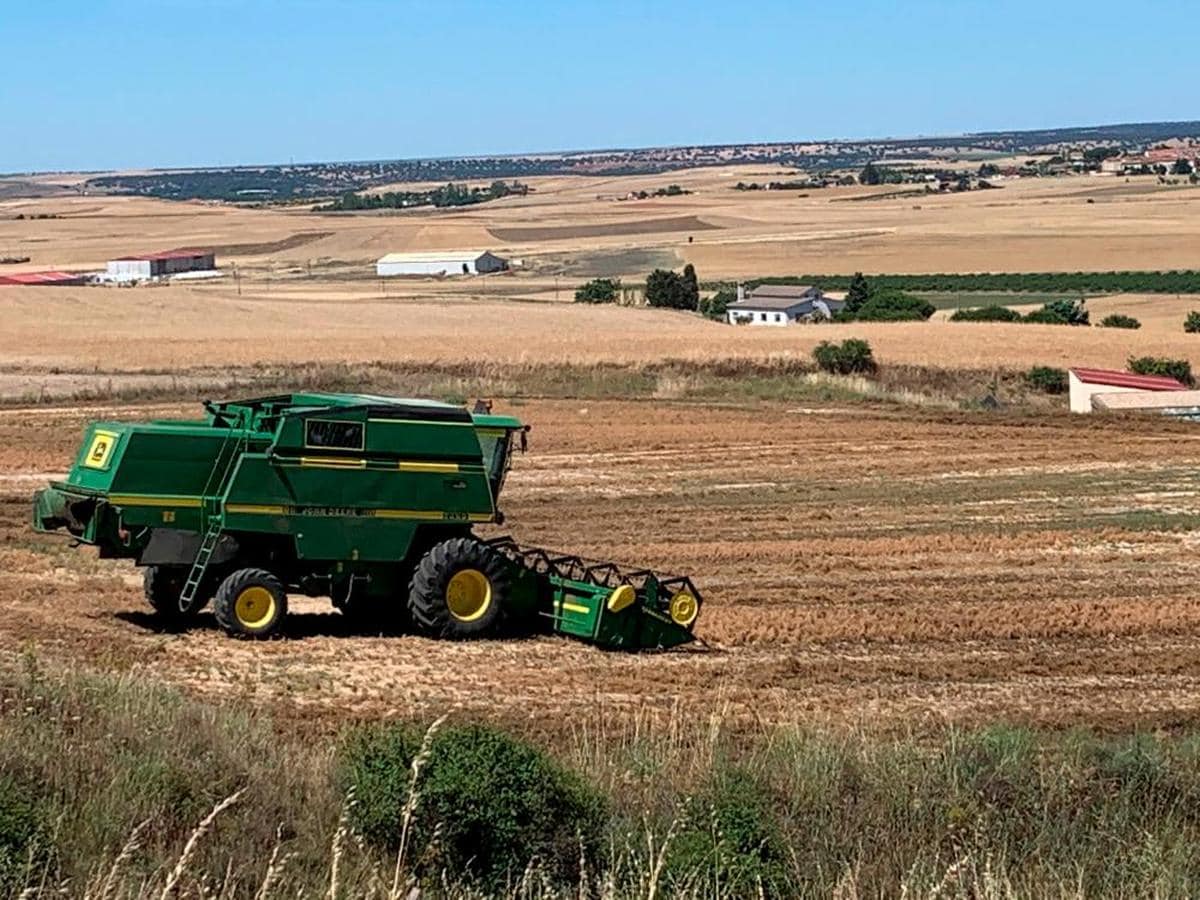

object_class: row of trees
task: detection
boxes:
[317,181,527,212]
[949,298,1090,326]
[573,265,707,314]
[743,271,1200,295]
[839,273,935,321]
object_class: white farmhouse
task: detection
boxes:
[725,284,842,326]
[376,250,509,277]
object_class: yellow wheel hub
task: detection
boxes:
[446,569,492,622]
[234,585,277,630]
[668,591,699,627]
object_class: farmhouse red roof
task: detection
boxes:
[0,271,84,285]
[1070,367,1187,392]
[112,249,210,261]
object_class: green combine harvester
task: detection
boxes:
[32,393,701,649]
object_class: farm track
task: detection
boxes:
[3,398,1200,736]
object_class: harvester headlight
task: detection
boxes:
[607,584,636,613]
[668,591,698,627]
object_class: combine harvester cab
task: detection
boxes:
[32,393,701,649]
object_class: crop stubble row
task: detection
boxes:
[1,399,1200,733]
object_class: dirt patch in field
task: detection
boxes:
[489,215,719,242]
[207,230,334,256]
[6,398,1200,737]
[529,247,681,277]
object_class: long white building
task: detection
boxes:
[376,250,508,277]
[105,249,216,283]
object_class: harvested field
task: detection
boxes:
[4,163,1200,744]
[6,397,1200,735]
[206,229,334,256]
[4,170,1200,280]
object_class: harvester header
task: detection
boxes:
[33,393,701,650]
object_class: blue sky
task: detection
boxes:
[1,0,1194,173]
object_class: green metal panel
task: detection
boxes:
[37,394,521,562]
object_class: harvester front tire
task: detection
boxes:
[144,565,207,623]
[407,538,509,639]
[213,568,288,639]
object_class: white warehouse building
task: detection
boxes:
[105,249,216,283]
[376,250,509,278]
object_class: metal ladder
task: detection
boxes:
[178,429,248,613]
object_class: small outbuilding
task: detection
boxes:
[725,284,842,326]
[1068,367,1188,413]
[106,249,216,283]
[1093,390,1200,420]
[0,270,88,286]
[376,250,509,278]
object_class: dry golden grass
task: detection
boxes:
[2,166,1199,384]
[0,281,1198,377]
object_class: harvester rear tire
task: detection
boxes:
[213,568,288,639]
[144,565,207,623]
[407,537,509,639]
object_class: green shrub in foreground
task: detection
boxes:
[1099,313,1141,329]
[950,305,1022,322]
[340,722,604,889]
[1185,311,1200,333]
[668,765,789,895]
[0,775,46,893]
[813,338,877,375]
[1128,356,1194,386]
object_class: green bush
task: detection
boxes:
[574,277,621,304]
[341,723,604,889]
[668,766,788,895]
[852,290,935,321]
[1185,311,1200,333]
[1099,313,1141,329]
[1025,298,1089,326]
[1128,356,1194,386]
[699,288,735,321]
[1024,366,1069,394]
[646,265,700,310]
[813,338,877,375]
[950,305,1022,322]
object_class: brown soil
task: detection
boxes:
[5,398,1200,736]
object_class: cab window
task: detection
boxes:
[479,431,513,495]
[305,419,363,450]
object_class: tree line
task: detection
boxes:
[738,271,1200,295]
[316,181,528,212]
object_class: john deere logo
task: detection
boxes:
[83,430,119,470]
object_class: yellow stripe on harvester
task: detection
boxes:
[397,461,459,474]
[554,599,592,615]
[216,505,494,522]
[225,504,287,516]
[299,456,367,469]
[107,494,202,508]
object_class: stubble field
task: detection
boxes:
[5,397,1200,737]
[3,166,1200,741]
